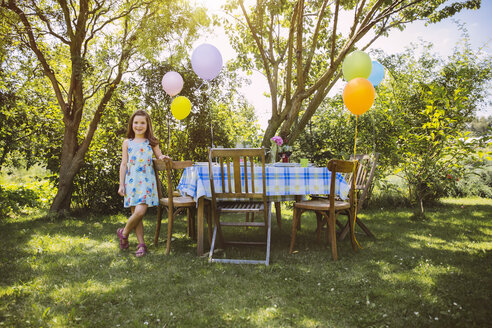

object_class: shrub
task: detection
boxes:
[449,160,492,198]
[369,177,412,209]
[0,179,54,218]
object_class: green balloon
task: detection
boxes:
[342,50,372,81]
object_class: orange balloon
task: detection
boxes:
[342,77,376,115]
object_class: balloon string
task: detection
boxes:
[353,115,361,249]
[196,81,206,92]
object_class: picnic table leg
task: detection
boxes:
[295,195,302,230]
[275,201,282,229]
[196,197,204,256]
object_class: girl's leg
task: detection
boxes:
[122,204,148,237]
[134,220,145,245]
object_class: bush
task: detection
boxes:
[369,177,413,209]
[0,179,54,217]
[448,160,492,198]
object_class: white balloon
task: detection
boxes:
[161,71,184,96]
[191,43,223,80]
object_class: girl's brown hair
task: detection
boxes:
[126,110,159,147]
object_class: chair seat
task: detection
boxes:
[160,196,196,207]
[217,201,265,213]
[294,199,351,211]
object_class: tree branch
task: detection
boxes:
[3,0,67,114]
[57,0,74,40]
[284,1,299,110]
[329,0,339,67]
[295,0,305,90]
[30,0,70,44]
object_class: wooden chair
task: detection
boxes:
[289,159,359,261]
[208,148,271,265]
[153,158,212,255]
[338,153,379,240]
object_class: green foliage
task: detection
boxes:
[0,44,62,172]
[0,180,54,218]
[468,116,492,137]
[375,39,492,214]
[448,159,492,198]
[71,98,132,213]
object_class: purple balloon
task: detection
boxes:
[161,71,184,97]
[191,43,223,80]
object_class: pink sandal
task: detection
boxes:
[117,228,129,250]
[136,243,147,257]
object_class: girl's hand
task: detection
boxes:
[118,185,125,197]
[158,155,170,160]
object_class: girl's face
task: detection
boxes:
[132,115,148,138]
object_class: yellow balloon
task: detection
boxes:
[342,78,375,116]
[171,96,191,120]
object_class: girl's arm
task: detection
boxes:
[118,139,129,196]
[152,144,170,160]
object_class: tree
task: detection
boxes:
[377,39,491,217]
[468,116,492,137]
[1,0,208,213]
[0,37,62,172]
[222,0,482,150]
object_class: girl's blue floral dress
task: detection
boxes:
[124,139,159,207]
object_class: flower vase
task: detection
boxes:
[271,145,277,163]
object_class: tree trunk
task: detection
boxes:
[50,175,74,213]
[49,123,85,213]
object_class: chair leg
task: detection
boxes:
[189,207,196,240]
[212,208,225,248]
[275,201,282,229]
[329,211,338,261]
[166,211,174,255]
[339,214,375,240]
[154,206,163,246]
[315,211,323,243]
[289,207,301,254]
[206,205,213,245]
[356,217,375,238]
[322,211,337,261]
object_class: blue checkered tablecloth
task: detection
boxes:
[177,163,350,202]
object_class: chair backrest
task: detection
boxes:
[348,153,379,210]
[208,148,267,204]
[327,159,359,210]
[153,158,193,208]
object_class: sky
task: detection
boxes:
[192,1,492,128]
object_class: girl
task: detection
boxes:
[117,110,168,257]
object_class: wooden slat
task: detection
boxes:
[172,160,193,169]
[220,221,265,227]
[233,156,241,193]
[244,156,249,193]
[224,241,267,246]
[249,157,255,192]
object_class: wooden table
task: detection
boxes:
[177,163,350,255]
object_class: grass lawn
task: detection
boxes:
[1,198,491,327]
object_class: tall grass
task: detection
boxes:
[1,198,491,327]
